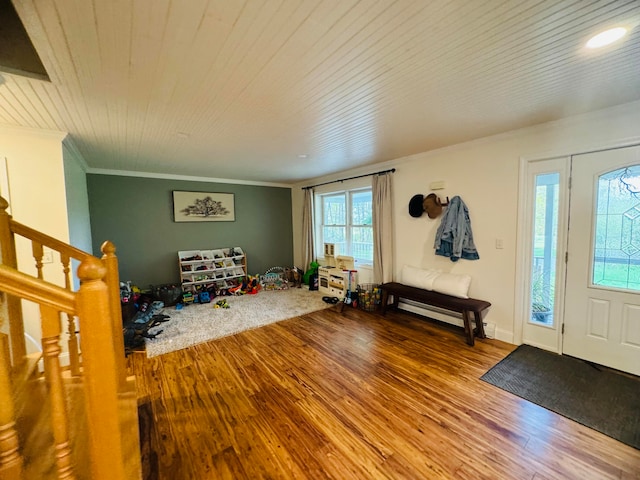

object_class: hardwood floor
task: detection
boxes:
[127,306,640,479]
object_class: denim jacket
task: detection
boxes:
[434,195,479,261]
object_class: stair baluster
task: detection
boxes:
[32,241,44,280]
[0,336,23,479]
[41,305,75,480]
[60,253,80,377]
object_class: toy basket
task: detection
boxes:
[357,283,381,311]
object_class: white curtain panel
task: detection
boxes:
[373,172,394,284]
[301,188,315,270]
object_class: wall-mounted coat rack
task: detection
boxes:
[437,195,450,207]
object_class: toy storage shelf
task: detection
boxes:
[178,247,246,291]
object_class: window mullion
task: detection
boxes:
[346,191,352,257]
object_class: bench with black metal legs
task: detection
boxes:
[379,282,491,346]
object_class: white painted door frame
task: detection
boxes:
[514,156,569,353]
[514,138,640,348]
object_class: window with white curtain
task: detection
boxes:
[316,187,373,265]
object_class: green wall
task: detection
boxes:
[87,174,293,288]
[63,143,93,290]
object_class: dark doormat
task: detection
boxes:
[480,344,640,449]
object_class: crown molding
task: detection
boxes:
[86,168,292,189]
[0,123,66,141]
[62,137,90,171]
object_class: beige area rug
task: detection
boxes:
[145,288,332,357]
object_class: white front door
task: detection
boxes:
[564,145,640,376]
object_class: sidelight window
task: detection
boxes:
[530,173,559,326]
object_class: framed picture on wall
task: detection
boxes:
[172,191,235,222]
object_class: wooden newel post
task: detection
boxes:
[76,257,126,480]
[100,241,126,390]
[0,197,26,366]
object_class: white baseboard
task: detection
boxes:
[398,300,465,328]
[398,300,515,345]
[494,328,514,344]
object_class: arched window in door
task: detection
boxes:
[594,165,640,291]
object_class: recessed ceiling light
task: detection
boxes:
[586,27,627,49]
[298,154,308,159]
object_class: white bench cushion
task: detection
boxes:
[402,265,471,299]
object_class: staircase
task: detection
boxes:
[0,197,142,480]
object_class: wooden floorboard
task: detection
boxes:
[127,306,640,480]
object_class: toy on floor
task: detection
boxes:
[150,283,182,306]
[182,291,195,305]
[243,275,260,294]
[120,281,142,305]
[261,267,289,290]
[122,294,171,355]
[322,296,340,304]
[214,299,230,309]
[286,266,304,288]
[303,261,319,286]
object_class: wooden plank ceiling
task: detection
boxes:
[3,0,640,184]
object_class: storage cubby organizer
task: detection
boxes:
[178,247,246,293]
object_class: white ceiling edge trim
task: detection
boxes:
[294,160,398,191]
[393,100,640,168]
[62,138,90,172]
[0,123,67,141]
[520,135,640,163]
[87,168,292,189]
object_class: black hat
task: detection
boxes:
[409,194,425,217]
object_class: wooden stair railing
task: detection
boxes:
[0,196,139,480]
[0,197,126,388]
[10,219,90,378]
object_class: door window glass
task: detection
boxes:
[593,165,640,291]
